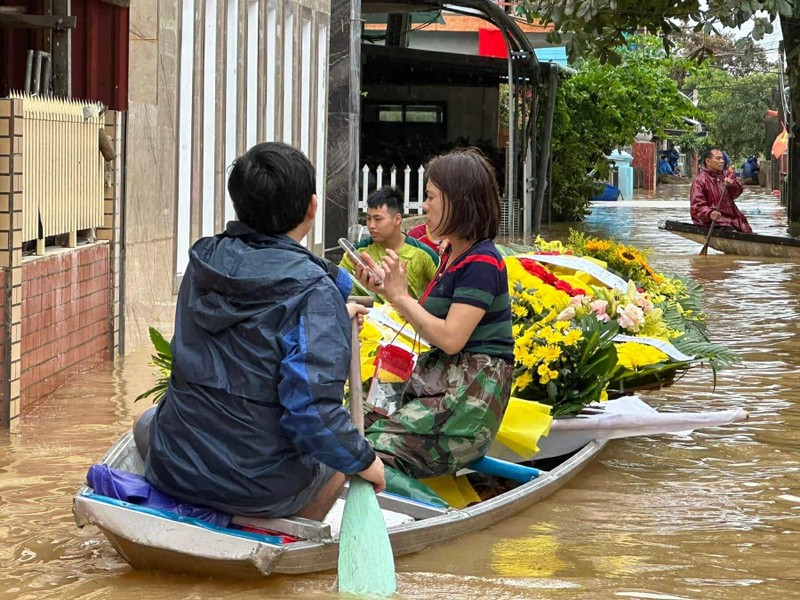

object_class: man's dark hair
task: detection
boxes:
[699,146,720,168]
[227,142,316,235]
[425,148,500,240]
[367,186,403,214]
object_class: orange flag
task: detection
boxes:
[772,123,789,158]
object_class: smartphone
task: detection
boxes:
[338,238,383,285]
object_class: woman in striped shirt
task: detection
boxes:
[356,148,514,479]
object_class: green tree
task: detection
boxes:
[683,67,780,161]
[520,0,798,171]
[549,36,700,220]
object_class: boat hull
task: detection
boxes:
[73,432,605,578]
[659,220,800,258]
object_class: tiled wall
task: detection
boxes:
[632,142,656,191]
[19,245,111,410]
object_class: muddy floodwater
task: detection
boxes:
[1,186,798,599]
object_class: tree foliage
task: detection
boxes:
[549,36,700,221]
[521,0,799,140]
[683,67,780,161]
[523,0,790,65]
[674,30,774,78]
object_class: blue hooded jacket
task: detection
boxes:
[145,222,375,515]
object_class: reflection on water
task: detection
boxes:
[2,188,799,599]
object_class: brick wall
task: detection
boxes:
[0,269,4,379]
[19,244,111,410]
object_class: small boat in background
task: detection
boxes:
[659,220,800,258]
[592,183,621,202]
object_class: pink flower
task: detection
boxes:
[634,294,653,313]
[557,306,576,321]
[590,299,610,322]
[569,295,587,307]
[617,304,645,332]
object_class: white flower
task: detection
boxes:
[617,304,645,332]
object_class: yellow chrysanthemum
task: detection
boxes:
[563,329,582,346]
[537,363,559,385]
[533,344,561,364]
[586,239,613,253]
[615,342,669,370]
[511,303,529,319]
[514,371,534,392]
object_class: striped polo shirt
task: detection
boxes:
[419,239,513,362]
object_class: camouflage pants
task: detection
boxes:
[365,350,512,479]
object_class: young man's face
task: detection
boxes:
[366,204,402,245]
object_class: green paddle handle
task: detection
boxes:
[339,318,397,596]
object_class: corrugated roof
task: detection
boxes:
[364,12,551,33]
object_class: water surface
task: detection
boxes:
[1,186,798,599]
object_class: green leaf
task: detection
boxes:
[149,326,172,358]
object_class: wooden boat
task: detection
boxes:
[659,220,800,258]
[73,431,605,579]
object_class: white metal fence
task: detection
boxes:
[359,163,425,214]
[11,94,105,249]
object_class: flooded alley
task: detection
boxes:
[1,187,798,600]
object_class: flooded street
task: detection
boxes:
[1,186,799,599]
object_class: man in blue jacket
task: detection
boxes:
[134,142,385,520]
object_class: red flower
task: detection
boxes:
[518,258,586,297]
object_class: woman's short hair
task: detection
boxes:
[227,142,316,235]
[424,148,501,240]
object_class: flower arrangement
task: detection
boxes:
[138,234,737,419]
[568,231,664,287]
[497,236,739,416]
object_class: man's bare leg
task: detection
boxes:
[293,472,347,521]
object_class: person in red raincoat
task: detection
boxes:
[690,147,752,233]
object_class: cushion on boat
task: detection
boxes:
[86,464,232,528]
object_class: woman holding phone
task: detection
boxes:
[355,148,514,479]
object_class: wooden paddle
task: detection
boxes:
[699,179,727,256]
[338,318,396,596]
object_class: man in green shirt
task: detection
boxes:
[341,186,439,299]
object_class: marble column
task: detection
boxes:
[325,0,361,256]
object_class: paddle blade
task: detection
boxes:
[338,477,396,596]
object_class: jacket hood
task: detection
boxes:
[187,222,350,334]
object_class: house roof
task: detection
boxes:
[364,11,551,33]
[362,43,513,86]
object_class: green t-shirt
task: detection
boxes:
[339,235,439,299]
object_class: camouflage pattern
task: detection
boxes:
[365,349,512,479]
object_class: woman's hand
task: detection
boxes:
[379,249,411,304]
